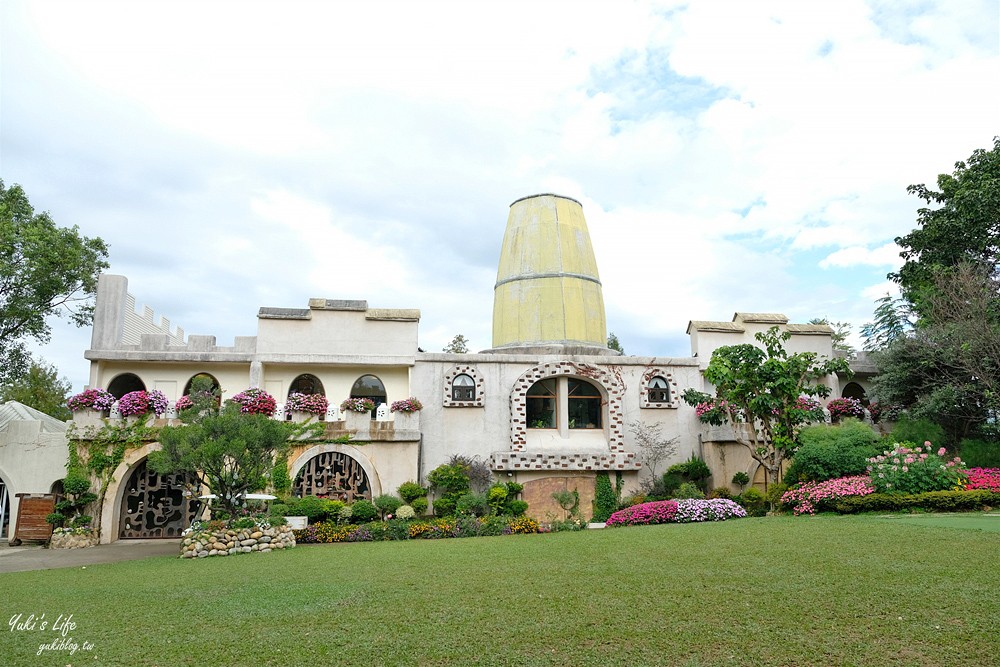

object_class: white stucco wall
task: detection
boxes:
[0,418,68,541]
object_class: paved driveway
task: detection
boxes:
[0,539,179,573]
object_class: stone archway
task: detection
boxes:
[290,445,380,501]
[118,457,197,539]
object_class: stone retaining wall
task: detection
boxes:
[180,525,296,559]
[50,530,100,549]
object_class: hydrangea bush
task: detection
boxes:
[340,397,376,413]
[230,388,277,416]
[867,442,967,494]
[285,392,329,414]
[780,475,875,515]
[117,390,169,417]
[67,388,116,412]
[390,397,423,413]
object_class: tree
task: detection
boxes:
[628,420,678,479]
[890,137,1000,316]
[682,327,849,485]
[0,181,109,383]
[442,334,469,354]
[861,294,915,352]
[0,359,72,420]
[149,402,300,517]
[607,332,625,354]
[808,318,854,355]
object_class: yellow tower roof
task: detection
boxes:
[490,194,610,354]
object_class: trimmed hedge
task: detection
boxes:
[832,489,1000,514]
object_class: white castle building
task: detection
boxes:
[0,194,870,543]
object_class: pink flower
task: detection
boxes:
[938,447,947,456]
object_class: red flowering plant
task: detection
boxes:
[780,475,875,515]
[964,468,1000,493]
[67,388,116,412]
[285,392,329,415]
[229,387,277,416]
[340,397,375,413]
[390,397,423,413]
[826,397,865,421]
[118,390,169,417]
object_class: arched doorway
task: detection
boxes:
[108,373,146,399]
[118,458,197,539]
[351,374,386,420]
[293,451,371,502]
[842,382,867,404]
[289,374,324,396]
[183,373,220,396]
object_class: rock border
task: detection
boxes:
[181,525,296,558]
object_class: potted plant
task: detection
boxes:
[340,397,375,430]
[229,387,277,416]
[67,388,116,426]
[390,397,423,430]
[117,389,169,424]
[285,392,329,422]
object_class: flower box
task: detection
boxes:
[72,408,107,428]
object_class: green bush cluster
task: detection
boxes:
[959,438,1000,468]
[888,416,946,449]
[735,488,767,517]
[831,490,1000,514]
[592,472,622,522]
[646,456,713,500]
[426,463,526,518]
[784,419,880,484]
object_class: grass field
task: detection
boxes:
[3,515,998,666]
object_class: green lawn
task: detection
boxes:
[3,515,998,666]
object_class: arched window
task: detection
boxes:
[647,376,670,403]
[451,374,475,401]
[289,374,324,397]
[567,379,602,429]
[842,382,867,404]
[183,373,220,397]
[351,374,386,419]
[526,379,558,429]
[107,373,145,399]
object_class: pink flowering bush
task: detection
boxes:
[673,498,747,522]
[390,397,423,413]
[867,441,967,494]
[606,501,678,527]
[341,397,376,413]
[826,397,865,421]
[229,387,277,416]
[117,390,169,417]
[966,468,1000,493]
[694,400,729,424]
[285,392,329,414]
[67,388,116,412]
[780,475,875,515]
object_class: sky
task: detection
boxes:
[2,0,998,394]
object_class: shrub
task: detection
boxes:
[396,504,416,520]
[708,487,732,499]
[229,388,277,416]
[350,499,378,523]
[889,416,946,450]
[766,483,789,510]
[455,492,489,517]
[337,504,353,524]
[374,494,403,519]
[832,490,1000,514]
[785,419,880,484]
[959,439,1000,468]
[606,500,678,527]
[432,496,456,517]
[868,442,967,494]
[508,516,539,534]
[45,512,66,527]
[781,475,875,515]
[666,456,712,491]
[731,471,750,490]
[487,484,509,514]
[673,499,747,523]
[507,500,528,516]
[397,481,428,503]
[428,461,472,517]
[673,482,705,500]
[592,472,619,522]
[410,497,429,515]
[324,499,346,519]
[295,496,328,523]
[737,488,766,517]
[966,468,1000,493]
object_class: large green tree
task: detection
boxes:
[0,359,72,420]
[682,327,849,485]
[0,181,109,383]
[889,137,1000,316]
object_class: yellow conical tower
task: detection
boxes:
[490,194,611,355]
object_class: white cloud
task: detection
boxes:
[820,243,903,268]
